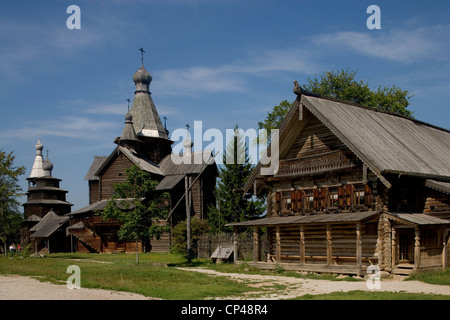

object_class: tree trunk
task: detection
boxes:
[136,240,139,264]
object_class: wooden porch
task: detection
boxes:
[388,213,450,274]
[230,212,380,276]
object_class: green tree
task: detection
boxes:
[207,125,265,234]
[258,69,413,132]
[101,165,170,263]
[257,100,292,133]
[0,150,25,256]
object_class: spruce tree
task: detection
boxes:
[207,125,265,234]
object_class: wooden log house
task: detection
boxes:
[66,62,217,254]
[229,84,450,276]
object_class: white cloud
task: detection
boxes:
[313,26,447,63]
[153,48,319,96]
[0,116,119,142]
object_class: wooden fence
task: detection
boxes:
[197,232,269,261]
[420,247,443,267]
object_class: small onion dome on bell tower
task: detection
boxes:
[117,112,140,149]
[43,154,53,177]
[183,138,194,157]
[133,65,152,93]
[30,139,45,178]
[35,139,43,152]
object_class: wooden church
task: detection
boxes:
[230,83,450,276]
[21,139,73,253]
[67,59,217,253]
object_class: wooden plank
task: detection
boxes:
[326,224,332,265]
[300,225,305,264]
[233,227,238,264]
[276,226,281,262]
[414,226,421,270]
[356,222,362,267]
[253,227,260,262]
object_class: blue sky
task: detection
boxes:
[1,0,449,211]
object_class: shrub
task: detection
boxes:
[171,217,209,257]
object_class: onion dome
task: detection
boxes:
[43,157,53,171]
[118,112,139,148]
[43,157,53,176]
[133,65,152,84]
[30,139,45,178]
[35,139,43,151]
[183,138,193,156]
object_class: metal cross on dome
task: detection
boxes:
[185,123,190,138]
[139,48,145,65]
[126,98,131,112]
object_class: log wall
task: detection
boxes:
[267,223,377,266]
[100,154,133,200]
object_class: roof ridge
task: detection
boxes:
[294,82,450,134]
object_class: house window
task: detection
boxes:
[353,184,366,206]
[328,187,339,208]
[303,189,314,209]
[281,192,291,212]
[353,184,365,206]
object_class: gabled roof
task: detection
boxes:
[29,210,69,238]
[155,151,217,191]
[302,95,450,181]
[159,150,216,176]
[155,174,185,191]
[95,146,164,178]
[84,156,108,181]
[68,198,137,216]
[245,88,450,193]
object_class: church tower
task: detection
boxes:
[129,55,172,163]
[23,140,72,219]
[21,139,72,252]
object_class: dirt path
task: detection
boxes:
[0,275,154,300]
[1,268,450,300]
[177,267,450,299]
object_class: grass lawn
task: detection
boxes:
[291,290,450,300]
[407,269,450,286]
[0,252,251,300]
[1,252,450,300]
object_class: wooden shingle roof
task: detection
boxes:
[84,156,108,181]
[245,89,450,193]
[227,211,380,227]
[29,210,69,238]
[302,95,450,181]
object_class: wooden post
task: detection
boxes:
[442,230,448,271]
[267,228,273,262]
[326,224,332,265]
[356,223,362,268]
[300,225,305,265]
[414,226,421,270]
[253,227,260,262]
[185,176,192,263]
[233,227,238,264]
[276,226,281,262]
[391,228,396,269]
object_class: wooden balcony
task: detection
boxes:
[276,150,357,177]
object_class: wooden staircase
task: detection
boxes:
[392,263,415,276]
[71,228,101,253]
